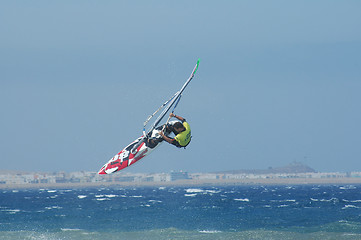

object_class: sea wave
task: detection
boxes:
[2,185,361,238]
[184,188,221,195]
[95,194,118,198]
[185,193,197,197]
[342,205,361,209]
[45,206,63,210]
[185,188,204,193]
[343,199,361,203]
[234,198,250,202]
[61,228,82,231]
[340,185,357,190]
[1,227,361,240]
[198,230,222,233]
[310,197,339,202]
[1,209,21,214]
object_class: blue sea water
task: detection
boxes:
[1,185,361,239]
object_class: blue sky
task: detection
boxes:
[1,1,361,173]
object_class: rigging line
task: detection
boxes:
[150,91,180,132]
[162,94,182,130]
[143,92,178,128]
[172,94,182,114]
[143,91,179,136]
[145,59,200,135]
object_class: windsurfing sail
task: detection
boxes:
[98,59,200,175]
[143,58,200,136]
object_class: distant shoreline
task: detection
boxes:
[2,177,361,189]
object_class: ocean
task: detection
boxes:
[1,185,361,240]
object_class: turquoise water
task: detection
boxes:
[1,185,361,239]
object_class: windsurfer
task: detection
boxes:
[146,113,191,149]
[159,113,191,148]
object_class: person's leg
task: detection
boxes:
[146,137,164,148]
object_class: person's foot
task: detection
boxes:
[146,138,158,149]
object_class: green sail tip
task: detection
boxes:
[194,58,200,73]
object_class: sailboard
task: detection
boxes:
[98,59,200,175]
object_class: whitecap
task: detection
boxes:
[271,199,294,203]
[206,190,220,194]
[45,206,63,210]
[199,230,222,234]
[234,198,250,202]
[77,195,87,199]
[271,199,296,203]
[340,186,356,190]
[105,194,118,198]
[61,228,82,231]
[47,190,57,193]
[96,198,110,201]
[311,197,338,202]
[185,188,204,193]
[320,198,339,202]
[3,209,21,214]
[184,193,197,197]
[342,205,360,209]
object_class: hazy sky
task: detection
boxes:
[1,1,361,174]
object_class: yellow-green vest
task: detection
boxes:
[174,122,191,147]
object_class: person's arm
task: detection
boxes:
[169,113,185,122]
[159,131,174,144]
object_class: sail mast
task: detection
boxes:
[147,59,200,134]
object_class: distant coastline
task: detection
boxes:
[2,177,361,190]
[2,162,361,189]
